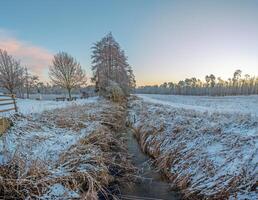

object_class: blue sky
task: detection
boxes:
[1,0,258,85]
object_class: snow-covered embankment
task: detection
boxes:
[129,96,258,199]
[0,97,134,199]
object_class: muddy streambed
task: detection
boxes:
[120,128,181,200]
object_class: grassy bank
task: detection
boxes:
[128,96,257,200]
[0,98,135,199]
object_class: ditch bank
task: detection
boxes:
[0,99,135,200]
[120,127,181,200]
[127,96,258,200]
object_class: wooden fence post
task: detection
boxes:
[11,94,18,112]
[0,118,11,135]
[0,118,4,135]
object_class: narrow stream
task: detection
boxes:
[120,128,181,200]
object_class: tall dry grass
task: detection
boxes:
[0,99,135,199]
[128,97,258,200]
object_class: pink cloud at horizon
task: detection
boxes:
[0,32,52,82]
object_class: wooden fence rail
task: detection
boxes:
[0,94,18,113]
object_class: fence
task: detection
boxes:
[0,94,17,134]
[0,94,17,113]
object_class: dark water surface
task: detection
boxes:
[120,129,181,200]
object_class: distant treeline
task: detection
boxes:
[136,70,258,96]
[0,82,96,97]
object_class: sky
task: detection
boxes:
[1,0,258,86]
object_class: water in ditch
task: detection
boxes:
[120,128,181,200]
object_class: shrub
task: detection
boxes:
[104,81,125,102]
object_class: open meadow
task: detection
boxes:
[136,94,258,116]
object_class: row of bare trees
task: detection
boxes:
[0,33,135,99]
[137,70,258,96]
[0,49,87,99]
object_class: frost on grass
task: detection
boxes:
[0,98,134,199]
[129,96,258,199]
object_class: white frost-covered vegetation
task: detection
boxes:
[0,98,134,199]
[129,96,258,199]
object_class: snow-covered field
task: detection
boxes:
[137,94,258,116]
[129,95,258,199]
[0,96,98,117]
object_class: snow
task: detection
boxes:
[16,97,98,115]
[0,98,99,165]
[137,94,258,116]
[41,183,80,199]
[0,96,98,117]
[129,95,258,199]
[0,97,115,199]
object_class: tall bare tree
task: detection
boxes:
[49,52,87,100]
[0,49,24,94]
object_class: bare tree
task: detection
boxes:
[24,67,39,98]
[49,52,87,100]
[0,49,24,94]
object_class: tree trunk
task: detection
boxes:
[9,88,13,95]
[26,86,29,99]
[68,88,72,101]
